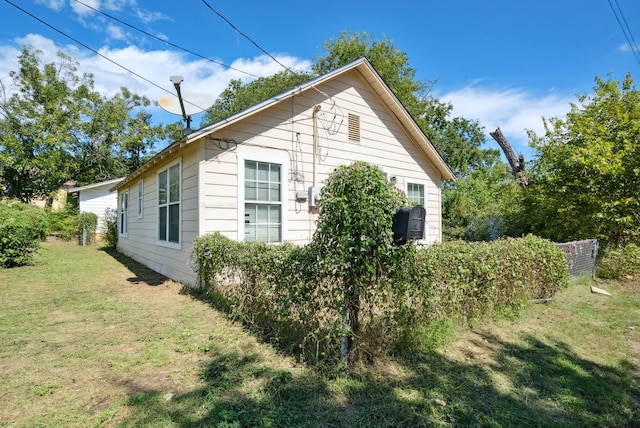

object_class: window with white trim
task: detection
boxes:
[137,180,143,218]
[407,182,425,207]
[119,190,128,235]
[242,158,284,243]
[158,162,180,244]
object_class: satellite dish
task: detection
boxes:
[159,76,215,135]
[158,92,215,116]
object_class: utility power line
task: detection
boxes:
[607,0,640,67]
[2,0,210,113]
[200,0,298,75]
[71,0,260,79]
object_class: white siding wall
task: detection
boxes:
[117,143,201,286]
[119,68,447,287]
[79,187,118,232]
[200,71,444,246]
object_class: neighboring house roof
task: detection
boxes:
[115,57,455,191]
[68,177,124,193]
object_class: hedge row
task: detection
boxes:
[191,233,568,364]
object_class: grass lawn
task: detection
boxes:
[0,241,638,427]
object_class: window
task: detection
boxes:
[239,156,287,243]
[407,182,425,206]
[158,162,180,244]
[137,180,143,218]
[119,190,128,235]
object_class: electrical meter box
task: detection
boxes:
[392,206,425,244]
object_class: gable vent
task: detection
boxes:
[348,113,360,142]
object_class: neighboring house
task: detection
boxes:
[68,178,124,232]
[29,180,77,211]
[113,58,455,286]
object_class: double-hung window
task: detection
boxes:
[158,162,180,245]
[240,156,286,243]
[407,182,425,207]
[119,191,128,235]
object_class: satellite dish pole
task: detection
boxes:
[159,78,214,136]
[169,75,192,134]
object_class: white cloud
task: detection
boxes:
[439,84,573,154]
[135,8,169,24]
[70,0,100,17]
[0,34,312,128]
[34,0,65,11]
[106,24,128,42]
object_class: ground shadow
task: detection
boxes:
[116,330,639,427]
[101,247,168,286]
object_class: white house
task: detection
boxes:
[68,178,124,232]
[113,58,455,286]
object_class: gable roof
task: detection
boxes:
[68,177,124,193]
[115,57,454,190]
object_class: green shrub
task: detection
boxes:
[596,244,640,279]
[0,201,49,268]
[47,210,79,241]
[103,208,118,249]
[77,212,98,245]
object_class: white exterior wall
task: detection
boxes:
[79,186,118,232]
[117,143,201,286]
[117,65,448,287]
[200,71,444,246]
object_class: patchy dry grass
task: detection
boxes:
[0,241,638,427]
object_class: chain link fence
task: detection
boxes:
[554,239,599,278]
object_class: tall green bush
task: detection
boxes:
[309,161,409,363]
[0,201,49,268]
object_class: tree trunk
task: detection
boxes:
[340,278,360,367]
[490,127,528,187]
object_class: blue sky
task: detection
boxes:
[1,0,639,161]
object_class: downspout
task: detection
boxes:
[312,105,321,187]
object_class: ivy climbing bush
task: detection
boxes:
[308,161,410,362]
[191,162,570,367]
[407,236,568,327]
[0,201,49,268]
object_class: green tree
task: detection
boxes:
[0,46,172,202]
[526,73,640,246]
[443,161,525,241]
[0,48,81,202]
[202,70,311,125]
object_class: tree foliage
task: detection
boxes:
[0,46,173,202]
[526,73,640,246]
[202,70,312,125]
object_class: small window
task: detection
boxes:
[119,190,128,235]
[407,182,425,207]
[137,180,143,218]
[158,161,180,245]
[348,113,360,142]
